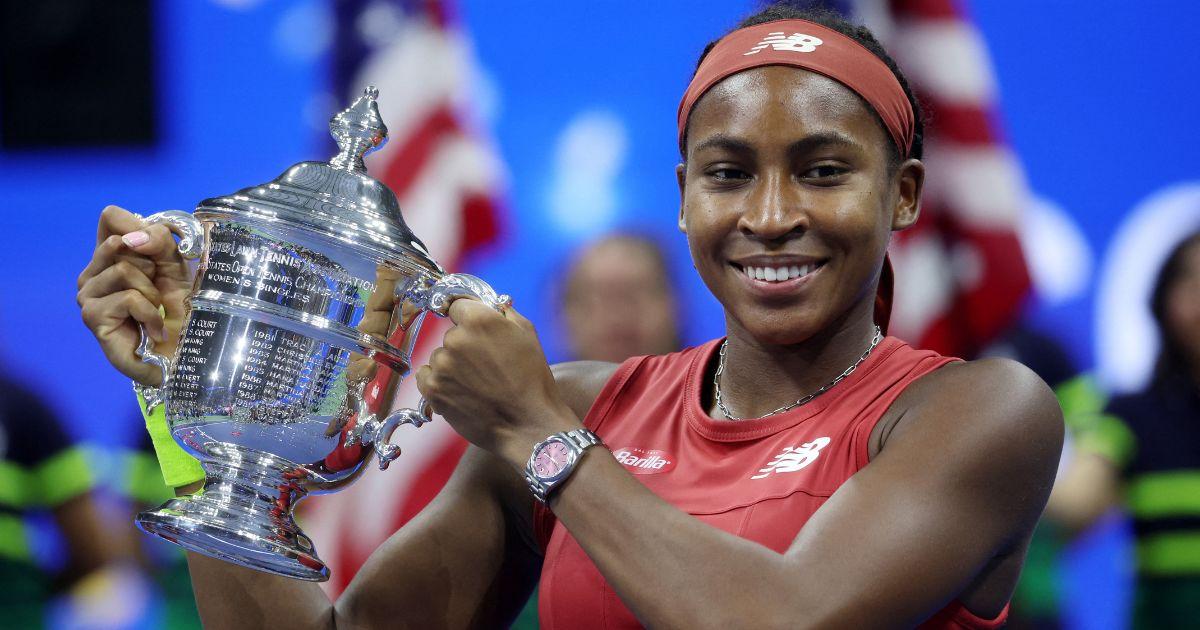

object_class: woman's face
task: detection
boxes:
[678,66,922,345]
[1164,241,1200,368]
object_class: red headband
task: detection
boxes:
[678,19,914,159]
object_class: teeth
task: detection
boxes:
[741,263,820,282]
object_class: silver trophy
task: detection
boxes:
[132,87,508,581]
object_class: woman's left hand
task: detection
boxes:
[415,298,580,467]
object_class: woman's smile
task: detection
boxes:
[729,256,828,299]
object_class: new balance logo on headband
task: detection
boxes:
[744,32,824,56]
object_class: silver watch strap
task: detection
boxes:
[526,428,603,503]
[562,428,602,450]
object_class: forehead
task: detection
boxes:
[574,241,664,279]
[686,65,888,153]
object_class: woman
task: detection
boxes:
[1044,231,1200,628]
[76,5,1062,628]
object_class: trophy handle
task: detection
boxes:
[348,273,510,470]
[133,210,207,411]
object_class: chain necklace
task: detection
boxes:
[713,326,883,420]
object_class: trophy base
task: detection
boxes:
[136,443,329,582]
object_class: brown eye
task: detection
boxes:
[710,168,750,181]
[802,165,845,179]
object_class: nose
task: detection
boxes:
[736,171,808,242]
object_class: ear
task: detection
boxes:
[676,162,688,233]
[890,158,924,231]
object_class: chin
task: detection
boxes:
[733,308,825,347]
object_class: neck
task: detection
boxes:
[710,299,881,420]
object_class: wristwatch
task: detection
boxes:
[524,428,604,503]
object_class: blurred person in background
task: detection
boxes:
[0,372,127,628]
[559,233,682,364]
[1045,230,1200,629]
[122,429,203,629]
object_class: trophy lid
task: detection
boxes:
[195,86,441,276]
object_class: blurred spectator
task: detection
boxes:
[0,372,120,627]
[122,430,202,629]
[1046,231,1200,629]
[558,233,681,363]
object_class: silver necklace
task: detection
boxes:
[713,326,883,420]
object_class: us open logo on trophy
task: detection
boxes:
[132,87,508,581]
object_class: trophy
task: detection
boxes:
[132,87,508,581]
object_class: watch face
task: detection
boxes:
[533,440,571,478]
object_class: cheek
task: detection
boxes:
[1167,282,1200,331]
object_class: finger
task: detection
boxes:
[124,224,194,291]
[81,288,167,345]
[446,296,498,326]
[96,205,145,245]
[414,363,434,397]
[78,234,156,290]
[500,303,534,329]
[122,223,186,264]
[77,259,163,309]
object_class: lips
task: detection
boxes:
[729,255,825,295]
[737,262,821,282]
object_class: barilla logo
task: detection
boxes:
[612,447,676,475]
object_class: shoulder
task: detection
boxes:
[551,361,622,421]
[550,344,711,421]
[885,356,1064,484]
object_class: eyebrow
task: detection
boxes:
[691,131,862,158]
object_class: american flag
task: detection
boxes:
[301,0,504,597]
[854,0,1032,356]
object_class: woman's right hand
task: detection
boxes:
[77,205,196,386]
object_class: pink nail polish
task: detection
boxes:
[122,231,150,247]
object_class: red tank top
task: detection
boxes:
[535,337,1009,629]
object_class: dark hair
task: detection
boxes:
[1150,230,1200,386]
[681,1,926,167]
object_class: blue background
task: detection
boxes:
[2,2,1197,627]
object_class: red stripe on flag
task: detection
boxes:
[459,193,502,256]
[890,0,962,19]
[381,105,461,197]
[925,102,997,145]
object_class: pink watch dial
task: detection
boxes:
[533,441,571,477]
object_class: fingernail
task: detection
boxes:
[122,231,150,247]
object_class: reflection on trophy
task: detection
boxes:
[132,87,508,581]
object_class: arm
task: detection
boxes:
[416,300,1064,629]
[541,358,1062,628]
[183,445,541,630]
[187,359,617,629]
[51,493,124,585]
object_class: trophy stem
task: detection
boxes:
[135,444,329,582]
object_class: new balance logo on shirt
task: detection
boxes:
[751,437,831,480]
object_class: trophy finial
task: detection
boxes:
[329,86,389,172]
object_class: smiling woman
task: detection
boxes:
[76,2,1063,629]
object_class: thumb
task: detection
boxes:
[121,223,184,262]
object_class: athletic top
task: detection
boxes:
[534,337,1009,629]
[1105,374,1200,628]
